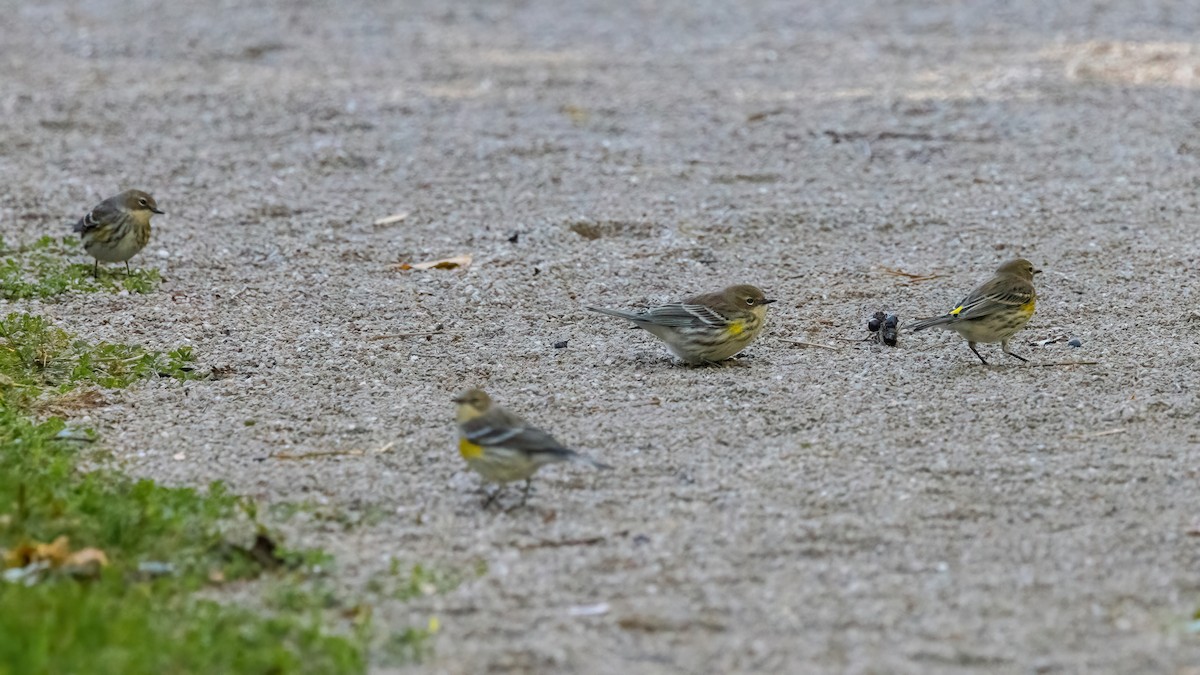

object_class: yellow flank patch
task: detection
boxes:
[1020,299,1035,313]
[726,320,745,336]
[458,437,484,459]
[949,305,964,316]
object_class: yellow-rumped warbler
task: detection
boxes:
[72,190,164,277]
[909,258,1040,364]
[587,284,776,365]
[453,388,611,506]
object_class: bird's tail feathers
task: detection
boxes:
[908,315,953,332]
[586,306,645,322]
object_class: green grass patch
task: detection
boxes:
[0,235,160,299]
[0,312,200,408]
[0,575,366,675]
[0,316,377,673]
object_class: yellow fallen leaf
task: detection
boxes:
[66,548,108,567]
[394,254,472,271]
[34,536,71,566]
[64,548,108,577]
[6,536,72,568]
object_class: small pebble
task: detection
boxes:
[553,340,569,349]
[1068,338,1082,348]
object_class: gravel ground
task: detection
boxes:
[3,0,1200,672]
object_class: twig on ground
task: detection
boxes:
[517,536,606,550]
[271,449,364,460]
[881,266,946,283]
[780,339,839,351]
[1066,428,1126,441]
[1029,361,1100,368]
[367,331,443,341]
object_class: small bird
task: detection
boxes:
[72,190,164,277]
[588,284,776,365]
[909,258,1041,365]
[453,388,611,506]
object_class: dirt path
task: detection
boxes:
[3,0,1199,672]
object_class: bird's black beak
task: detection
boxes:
[151,207,166,215]
[761,298,778,304]
[1033,269,1042,275]
[451,395,465,403]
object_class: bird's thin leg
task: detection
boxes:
[92,260,99,278]
[1001,340,1029,363]
[124,261,131,276]
[968,342,989,365]
[520,479,533,506]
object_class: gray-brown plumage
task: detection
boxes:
[73,190,164,277]
[910,258,1040,364]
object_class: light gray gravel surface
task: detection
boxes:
[3,0,1200,672]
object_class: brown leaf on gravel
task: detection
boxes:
[394,254,472,271]
[560,104,590,125]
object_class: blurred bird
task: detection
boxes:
[587,284,776,365]
[72,189,164,277]
[909,258,1040,365]
[453,388,611,506]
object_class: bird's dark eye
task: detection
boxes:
[745,298,755,306]
[138,198,147,206]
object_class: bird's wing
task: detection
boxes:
[72,199,122,234]
[637,302,729,328]
[950,277,1035,320]
[462,410,570,456]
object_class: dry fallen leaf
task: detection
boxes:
[561,104,590,125]
[34,536,71,566]
[4,536,106,574]
[394,254,472,271]
[63,548,109,578]
[373,211,409,226]
[3,544,31,569]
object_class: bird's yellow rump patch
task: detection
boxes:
[949,305,964,316]
[726,320,745,336]
[458,438,484,459]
